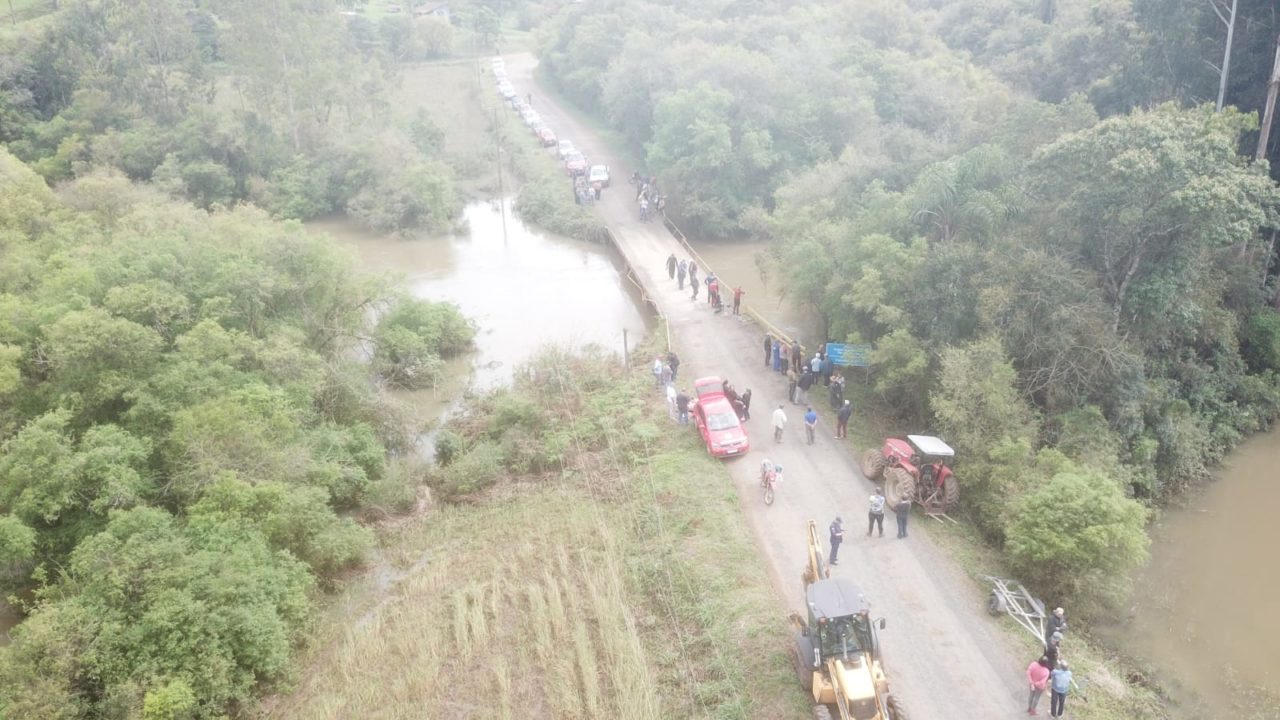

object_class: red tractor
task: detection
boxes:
[861,435,958,512]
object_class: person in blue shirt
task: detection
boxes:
[803,407,818,445]
[1050,661,1073,717]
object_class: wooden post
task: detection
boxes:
[622,329,629,369]
[1256,35,1280,161]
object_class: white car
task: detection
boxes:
[557,140,576,159]
[521,108,541,126]
[497,82,516,100]
[588,164,611,187]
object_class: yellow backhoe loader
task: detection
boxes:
[790,520,908,720]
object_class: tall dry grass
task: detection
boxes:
[263,348,809,720]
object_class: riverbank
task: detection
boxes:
[260,348,810,719]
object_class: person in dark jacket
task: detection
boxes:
[763,334,773,367]
[666,351,680,382]
[666,254,677,279]
[1044,632,1062,672]
[836,399,852,439]
[740,388,752,420]
[1046,608,1067,643]
[894,498,911,538]
[675,390,690,425]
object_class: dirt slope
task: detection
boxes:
[507,53,1030,719]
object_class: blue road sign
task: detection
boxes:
[826,342,871,368]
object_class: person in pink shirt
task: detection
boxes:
[1027,655,1051,715]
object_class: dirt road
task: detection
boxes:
[505,53,1029,719]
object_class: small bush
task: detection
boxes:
[1004,467,1148,614]
[434,429,464,466]
[1242,310,1280,373]
[363,456,424,515]
[430,441,505,501]
[372,298,474,389]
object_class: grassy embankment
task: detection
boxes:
[264,347,810,719]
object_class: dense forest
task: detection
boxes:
[0,2,481,716]
[0,149,475,716]
[535,0,1280,608]
[0,0,479,233]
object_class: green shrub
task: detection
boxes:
[430,441,504,501]
[190,477,373,577]
[1242,310,1280,373]
[433,429,464,466]
[141,678,198,720]
[1005,467,1148,614]
[0,507,314,716]
[372,298,474,389]
[362,456,423,515]
[346,159,460,233]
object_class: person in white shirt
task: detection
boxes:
[867,487,886,537]
[771,404,787,443]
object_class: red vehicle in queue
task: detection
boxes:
[690,376,750,458]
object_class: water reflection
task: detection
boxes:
[310,200,651,391]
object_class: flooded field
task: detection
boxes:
[310,199,651,396]
[1106,425,1280,717]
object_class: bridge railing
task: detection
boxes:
[660,213,808,359]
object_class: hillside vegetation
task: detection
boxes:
[0,149,470,717]
[534,0,1280,613]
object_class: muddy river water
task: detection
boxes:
[1104,424,1280,716]
[310,200,651,395]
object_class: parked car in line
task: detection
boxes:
[497,82,516,100]
[564,152,588,176]
[520,108,540,126]
[588,164,610,187]
[536,126,558,146]
[557,140,576,159]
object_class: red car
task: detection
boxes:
[690,376,750,458]
[564,151,588,176]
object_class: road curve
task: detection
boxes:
[505,52,1030,720]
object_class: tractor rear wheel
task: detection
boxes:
[882,467,915,508]
[941,473,959,507]
[861,448,885,481]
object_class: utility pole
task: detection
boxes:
[492,108,508,246]
[1212,0,1239,111]
[1256,35,1280,162]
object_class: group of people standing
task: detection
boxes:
[825,489,914,566]
[1027,608,1073,716]
[637,176,666,222]
[665,254,745,315]
[827,486,912,556]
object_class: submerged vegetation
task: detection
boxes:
[536,0,1280,613]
